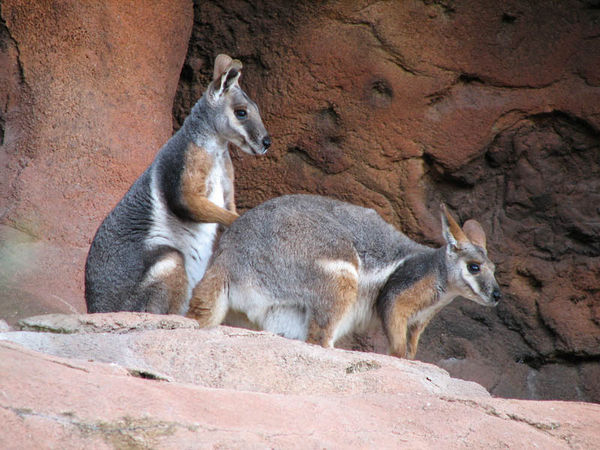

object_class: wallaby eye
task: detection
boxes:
[234,109,247,120]
[467,262,481,274]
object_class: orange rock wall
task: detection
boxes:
[174,0,600,402]
[0,1,193,319]
[1,0,598,402]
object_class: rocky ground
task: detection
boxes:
[1,312,599,449]
[1,0,599,403]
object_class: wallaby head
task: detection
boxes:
[440,204,501,307]
[203,54,271,155]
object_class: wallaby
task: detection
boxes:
[85,54,270,314]
[187,194,501,358]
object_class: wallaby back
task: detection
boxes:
[188,194,500,358]
[85,54,270,314]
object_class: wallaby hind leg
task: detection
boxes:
[306,262,359,348]
[141,250,188,315]
[187,265,229,327]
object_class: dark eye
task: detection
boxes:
[467,262,481,274]
[234,109,247,119]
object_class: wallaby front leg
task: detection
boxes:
[386,315,409,359]
[223,152,237,214]
[382,300,410,358]
[187,196,239,226]
[406,321,427,360]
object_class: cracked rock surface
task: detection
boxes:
[1,0,599,403]
[1,313,599,448]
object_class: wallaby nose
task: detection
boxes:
[262,136,271,150]
[492,288,502,304]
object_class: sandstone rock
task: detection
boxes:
[17,312,200,334]
[1,0,599,404]
[4,313,487,398]
[1,313,599,448]
[0,1,193,321]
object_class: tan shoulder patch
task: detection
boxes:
[181,142,211,205]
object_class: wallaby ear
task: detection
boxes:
[463,219,487,252]
[211,54,243,99]
[222,61,242,89]
[213,54,233,81]
[440,203,468,250]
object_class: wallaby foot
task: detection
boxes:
[187,265,229,326]
[141,250,188,315]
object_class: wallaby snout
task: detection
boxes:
[492,286,502,304]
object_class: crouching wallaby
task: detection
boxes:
[85,54,271,314]
[187,194,501,358]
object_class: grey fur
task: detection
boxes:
[85,55,270,314]
[189,194,500,356]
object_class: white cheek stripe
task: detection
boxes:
[461,265,484,299]
[225,103,253,147]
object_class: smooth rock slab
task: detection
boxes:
[1,339,599,449]
[1,313,599,448]
[7,313,486,398]
[18,312,200,334]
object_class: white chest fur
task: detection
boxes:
[147,150,229,305]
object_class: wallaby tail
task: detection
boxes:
[187,263,230,327]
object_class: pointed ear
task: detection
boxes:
[213,54,233,81]
[463,219,487,251]
[440,203,468,249]
[222,60,242,89]
[211,55,243,99]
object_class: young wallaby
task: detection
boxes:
[85,54,270,314]
[187,194,501,358]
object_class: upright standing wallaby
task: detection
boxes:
[85,54,271,314]
[187,195,501,358]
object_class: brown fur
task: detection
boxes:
[386,274,437,358]
[181,142,239,226]
[213,55,242,81]
[463,219,487,250]
[406,314,436,359]
[144,251,188,314]
[187,264,229,327]
[307,261,359,347]
[442,204,469,244]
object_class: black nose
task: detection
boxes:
[262,136,271,150]
[492,288,502,303]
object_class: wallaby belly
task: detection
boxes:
[227,284,310,341]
